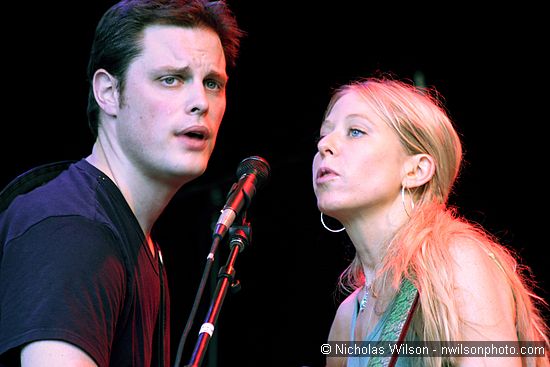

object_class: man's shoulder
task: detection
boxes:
[0,160,110,245]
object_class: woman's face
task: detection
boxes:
[312,90,411,222]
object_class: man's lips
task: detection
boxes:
[175,125,211,140]
[175,125,211,150]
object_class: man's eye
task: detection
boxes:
[161,76,179,86]
[205,79,222,91]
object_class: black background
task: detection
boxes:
[1,2,547,367]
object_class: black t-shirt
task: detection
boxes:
[0,159,170,367]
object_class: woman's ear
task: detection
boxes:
[403,154,436,188]
[93,69,120,117]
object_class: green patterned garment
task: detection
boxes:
[346,278,419,367]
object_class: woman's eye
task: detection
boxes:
[349,128,365,138]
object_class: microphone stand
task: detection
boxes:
[185,220,251,367]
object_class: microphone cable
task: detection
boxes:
[173,156,270,366]
[173,234,222,367]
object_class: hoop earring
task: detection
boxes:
[401,185,415,218]
[320,212,345,233]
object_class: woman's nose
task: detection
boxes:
[317,133,336,157]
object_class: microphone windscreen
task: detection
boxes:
[236,156,270,186]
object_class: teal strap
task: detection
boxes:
[367,278,419,367]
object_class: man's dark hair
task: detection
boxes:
[86,0,243,138]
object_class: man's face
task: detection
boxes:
[115,24,228,185]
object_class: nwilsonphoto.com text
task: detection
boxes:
[321,341,546,358]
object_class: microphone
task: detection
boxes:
[213,156,271,239]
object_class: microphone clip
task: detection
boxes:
[227,221,252,253]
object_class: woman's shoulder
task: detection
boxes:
[447,235,518,339]
[447,234,508,274]
[337,288,361,315]
[445,234,513,293]
[328,288,361,341]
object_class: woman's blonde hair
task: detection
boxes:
[328,77,549,366]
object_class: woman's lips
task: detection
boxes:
[316,166,339,184]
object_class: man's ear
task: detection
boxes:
[92,69,119,117]
[402,154,436,188]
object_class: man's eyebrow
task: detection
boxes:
[152,66,191,76]
[152,66,228,83]
[206,70,228,83]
